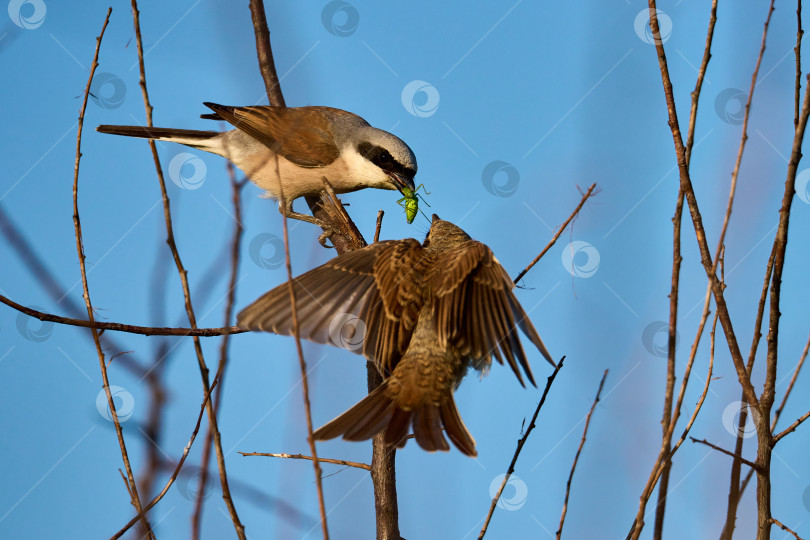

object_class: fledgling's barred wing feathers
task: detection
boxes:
[428,241,551,387]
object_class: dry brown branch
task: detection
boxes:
[374,210,384,243]
[193,162,247,539]
[556,369,607,540]
[513,183,597,285]
[479,357,565,539]
[111,375,219,539]
[278,165,330,538]
[0,295,242,336]
[689,438,760,471]
[655,7,717,533]
[129,1,244,536]
[668,310,717,459]
[239,452,371,471]
[245,2,398,536]
[646,0,757,410]
[71,9,153,538]
[795,0,805,130]
[771,518,805,540]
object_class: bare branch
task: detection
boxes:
[556,369,607,539]
[240,453,370,471]
[513,183,598,285]
[112,375,219,539]
[771,518,806,540]
[479,357,565,539]
[374,210,384,243]
[193,162,247,539]
[0,294,242,336]
[71,9,152,538]
[129,1,244,536]
[689,438,760,471]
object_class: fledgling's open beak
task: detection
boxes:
[387,171,416,194]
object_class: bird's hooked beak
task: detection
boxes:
[387,171,416,194]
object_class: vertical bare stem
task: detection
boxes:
[556,370,607,539]
[72,8,153,538]
[129,1,244,537]
[192,164,246,539]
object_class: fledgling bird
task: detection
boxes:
[237,215,555,456]
[97,103,417,240]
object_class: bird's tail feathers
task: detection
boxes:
[96,125,222,151]
[313,381,477,456]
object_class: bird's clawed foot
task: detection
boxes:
[279,204,336,249]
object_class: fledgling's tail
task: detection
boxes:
[313,379,477,456]
[96,125,222,151]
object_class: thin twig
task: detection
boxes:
[278,163,330,539]
[239,453,371,471]
[513,184,597,284]
[129,1,244,536]
[0,295,242,336]
[654,6,717,532]
[771,518,805,540]
[479,357,565,539]
[689,438,760,471]
[71,9,153,538]
[772,409,810,443]
[374,210,384,243]
[795,0,804,131]
[556,369,607,540]
[192,161,247,540]
[111,375,219,539]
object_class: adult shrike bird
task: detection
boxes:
[237,215,555,457]
[97,103,417,240]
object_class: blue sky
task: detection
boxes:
[1,1,809,538]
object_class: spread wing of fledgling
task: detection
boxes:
[236,239,426,376]
[427,240,555,387]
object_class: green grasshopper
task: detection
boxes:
[397,184,431,224]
